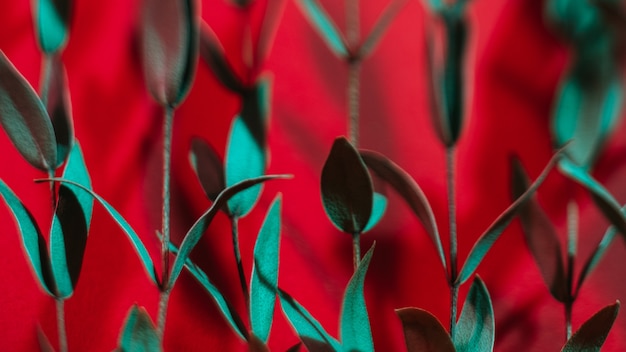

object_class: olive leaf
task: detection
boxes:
[561,301,620,352]
[189,136,225,202]
[35,0,72,54]
[396,307,455,352]
[453,276,494,352]
[294,0,349,58]
[44,55,73,168]
[117,305,161,352]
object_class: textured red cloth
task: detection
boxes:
[0,0,625,350]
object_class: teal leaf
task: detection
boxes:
[169,175,290,288]
[558,157,626,240]
[358,0,409,59]
[395,307,455,352]
[362,193,387,233]
[189,137,225,203]
[37,325,55,352]
[198,23,245,93]
[168,242,248,340]
[511,158,568,302]
[340,244,375,352]
[45,55,73,168]
[361,150,446,272]
[61,142,93,226]
[0,51,57,172]
[141,0,199,107]
[50,186,88,299]
[35,0,72,54]
[294,0,349,58]
[453,276,494,352]
[562,301,620,352]
[250,195,282,342]
[278,288,341,351]
[321,137,373,235]
[117,305,161,352]
[457,149,562,285]
[0,180,56,296]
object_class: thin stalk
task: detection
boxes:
[231,216,249,304]
[353,234,361,270]
[56,299,67,352]
[157,289,171,340]
[446,146,459,336]
[565,200,578,341]
[40,54,53,108]
[348,61,361,148]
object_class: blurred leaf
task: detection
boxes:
[35,0,72,54]
[169,175,289,288]
[396,307,455,352]
[453,276,494,352]
[294,0,349,58]
[37,325,55,352]
[511,158,568,302]
[189,137,225,202]
[558,157,626,241]
[61,142,93,227]
[358,0,409,59]
[248,335,270,352]
[457,149,562,285]
[141,0,199,107]
[168,242,248,340]
[198,23,246,93]
[45,55,73,167]
[423,22,448,146]
[255,0,286,68]
[561,301,620,352]
[50,186,88,299]
[340,244,375,352]
[361,150,447,271]
[321,137,373,235]
[117,305,161,352]
[0,180,56,296]
[278,289,341,351]
[575,220,619,295]
[0,51,57,172]
[362,193,387,233]
[250,195,282,342]
[286,343,302,352]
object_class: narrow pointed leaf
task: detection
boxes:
[322,137,373,234]
[118,305,161,352]
[279,289,341,351]
[295,0,349,58]
[358,0,409,59]
[0,180,56,296]
[362,193,387,233]
[199,23,246,93]
[453,276,494,352]
[396,307,455,352]
[457,150,562,284]
[50,186,88,299]
[340,244,375,352]
[576,225,618,295]
[511,158,568,302]
[35,0,72,54]
[37,325,55,352]
[255,0,286,67]
[0,51,57,171]
[45,55,73,168]
[189,136,225,202]
[169,175,290,288]
[250,196,282,342]
[361,150,446,271]
[61,142,93,227]
[562,301,620,352]
[141,0,199,107]
[558,157,626,240]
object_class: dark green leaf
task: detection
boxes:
[169,175,290,288]
[141,0,199,107]
[0,51,57,172]
[561,301,620,352]
[61,142,93,227]
[395,307,455,352]
[198,23,246,93]
[340,244,375,352]
[0,180,56,296]
[294,0,349,58]
[44,55,73,168]
[250,195,282,342]
[511,158,568,302]
[457,149,562,285]
[361,150,446,271]
[453,276,494,352]
[118,305,161,352]
[321,137,373,235]
[358,0,409,59]
[37,325,55,352]
[35,0,72,54]
[362,193,387,233]
[189,137,225,202]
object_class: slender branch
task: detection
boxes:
[565,200,578,341]
[348,61,361,148]
[565,301,573,340]
[446,146,459,336]
[157,289,171,340]
[353,234,361,270]
[231,216,249,304]
[56,299,68,352]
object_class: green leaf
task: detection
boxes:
[294,0,349,58]
[278,288,341,352]
[35,0,72,54]
[189,136,225,203]
[0,51,57,172]
[457,149,562,285]
[198,23,246,93]
[321,137,373,235]
[169,175,290,288]
[61,142,93,226]
[453,276,494,352]
[0,179,56,296]
[511,158,568,302]
[340,244,375,352]
[362,193,387,233]
[141,0,199,107]
[45,55,73,168]
[250,195,282,342]
[50,186,88,299]
[358,0,409,59]
[360,150,447,272]
[395,307,455,352]
[561,301,620,352]
[117,305,161,352]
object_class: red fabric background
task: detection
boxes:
[0,0,625,350]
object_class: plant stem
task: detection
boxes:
[446,146,459,336]
[348,61,361,148]
[231,216,249,305]
[157,289,171,340]
[40,54,53,108]
[353,234,361,270]
[56,299,68,352]
[565,200,577,341]
[565,301,573,341]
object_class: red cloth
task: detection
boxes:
[0,0,625,350]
